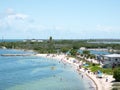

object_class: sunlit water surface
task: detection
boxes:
[0,49,94,90]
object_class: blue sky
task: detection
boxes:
[0,0,120,39]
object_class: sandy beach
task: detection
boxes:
[35,54,115,90]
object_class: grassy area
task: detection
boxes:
[83,62,114,75]
[75,56,118,75]
[90,66,113,75]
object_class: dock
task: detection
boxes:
[0,54,34,56]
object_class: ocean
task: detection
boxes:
[0,49,94,90]
[0,39,23,42]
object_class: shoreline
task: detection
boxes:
[0,48,114,90]
[35,53,114,90]
[35,54,97,90]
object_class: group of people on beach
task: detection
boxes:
[44,54,112,90]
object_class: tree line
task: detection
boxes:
[1,38,120,54]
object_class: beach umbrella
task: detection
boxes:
[97,70,103,78]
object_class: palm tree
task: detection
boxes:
[49,36,52,43]
[48,36,55,53]
[83,50,90,58]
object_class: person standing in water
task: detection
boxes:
[82,75,83,78]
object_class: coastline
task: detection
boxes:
[0,48,114,90]
[35,53,114,90]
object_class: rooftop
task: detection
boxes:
[104,54,120,58]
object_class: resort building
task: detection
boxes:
[80,47,86,50]
[102,54,120,67]
[23,39,43,42]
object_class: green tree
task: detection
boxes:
[72,44,80,49]
[61,47,70,53]
[49,36,53,43]
[90,54,96,59]
[113,68,120,82]
[47,36,55,53]
[83,50,90,55]
[70,49,77,56]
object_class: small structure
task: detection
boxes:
[1,46,7,49]
[102,54,120,67]
[31,39,37,42]
[97,70,103,78]
[23,39,43,42]
[37,39,43,42]
[80,47,86,50]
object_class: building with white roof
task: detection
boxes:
[80,47,86,50]
[102,54,120,67]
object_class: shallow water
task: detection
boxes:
[0,49,94,90]
[78,49,110,55]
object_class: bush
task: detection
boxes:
[92,63,96,66]
[70,49,77,56]
[61,47,70,53]
[112,88,118,90]
[113,68,120,82]
[83,50,90,55]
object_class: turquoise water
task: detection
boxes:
[0,49,35,54]
[78,50,110,55]
[0,39,23,42]
[0,49,94,90]
[90,50,110,55]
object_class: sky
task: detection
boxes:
[0,0,120,39]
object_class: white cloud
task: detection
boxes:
[0,8,67,32]
[0,8,70,39]
[54,26,64,30]
[96,24,120,33]
[96,24,114,32]
[0,8,28,21]
[7,13,28,20]
[6,8,28,20]
[0,8,29,30]
[6,8,14,15]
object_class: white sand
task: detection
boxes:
[35,54,114,90]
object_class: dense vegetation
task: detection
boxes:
[1,38,120,75]
[1,39,120,54]
[113,68,120,82]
